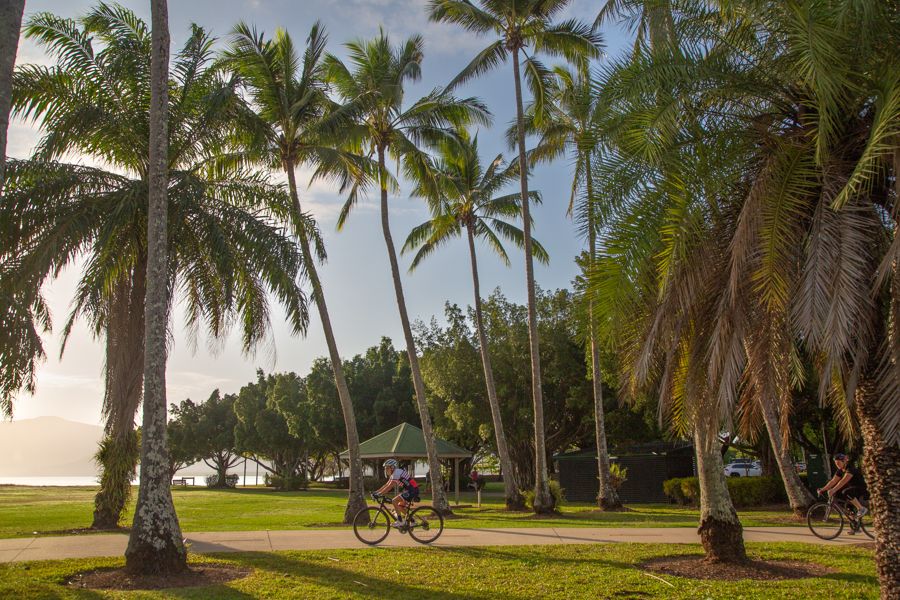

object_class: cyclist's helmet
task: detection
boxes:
[834,453,848,461]
[383,458,398,469]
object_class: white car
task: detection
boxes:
[724,459,761,477]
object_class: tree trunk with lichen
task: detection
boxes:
[124,0,186,574]
[758,395,814,515]
[694,422,746,563]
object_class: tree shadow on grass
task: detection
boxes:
[233,550,494,600]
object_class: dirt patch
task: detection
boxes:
[641,555,834,581]
[66,565,251,591]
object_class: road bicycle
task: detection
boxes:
[352,492,444,545]
[807,493,874,540]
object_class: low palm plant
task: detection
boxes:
[403,134,548,510]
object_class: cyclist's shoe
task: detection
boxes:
[391,520,405,529]
[857,507,868,518]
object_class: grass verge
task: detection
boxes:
[0,542,877,599]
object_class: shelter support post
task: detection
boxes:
[455,457,459,505]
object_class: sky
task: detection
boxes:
[8,0,634,427]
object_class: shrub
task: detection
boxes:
[520,480,566,512]
[663,476,788,507]
[264,473,307,491]
[205,473,239,488]
[663,477,687,505]
[608,463,628,492]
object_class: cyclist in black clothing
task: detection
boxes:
[817,453,869,520]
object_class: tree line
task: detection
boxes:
[167,289,660,491]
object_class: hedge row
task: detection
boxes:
[663,476,788,507]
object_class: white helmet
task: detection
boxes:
[383,458,398,469]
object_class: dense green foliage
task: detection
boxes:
[664,477,789,508]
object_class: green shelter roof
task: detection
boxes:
[340,423,472,460]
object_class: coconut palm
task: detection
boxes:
[428,0,602,512]
[402,134,548,510]
[520,64,621,509]
[3,5,308,532]
[0,0,25,190]
[323,32,490,514]
[221,21,370,524]
[125,0,183,573]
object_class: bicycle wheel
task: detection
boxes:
[407,506,444,544]
[858,509,875,540]
[807,502,843,540]
[353,506,391,545]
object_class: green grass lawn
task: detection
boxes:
[0,542,878,599]
[0,485,802,539]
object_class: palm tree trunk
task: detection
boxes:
[0,0,24,189]
[585,158,620,510]
[694,419,746,563]
[284,163,367,524]
[125,0,186,574]
[511,48,552,514]
[93,262,146,529]
[758,395,814,515]
[857,340,900,597]
[377,145,450,514]
[466,224,523,510]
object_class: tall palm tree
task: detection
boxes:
[520,65,621,509]
[402,134,548,510]
[0,0,25,191]
[125,0,184,574]
[324,32,490,514]
[3,5,308,530]
[221,21,370,524]
[428,0,602,513]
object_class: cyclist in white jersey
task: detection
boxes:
[373,458,420,528]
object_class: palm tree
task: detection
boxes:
[3,5,308,531]
[0,0,25,190]
[323,32,490,514]
[521,65,621,510]
[125,0,184,574]
[221,21,370,524]
[428,0,601,512]
[591,0,900,574]
[402,134,548,510]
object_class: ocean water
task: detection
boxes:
[0,475,272,487]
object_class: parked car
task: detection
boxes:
[724,459,762,477]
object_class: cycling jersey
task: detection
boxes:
[389,467,419,492]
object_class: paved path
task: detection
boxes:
[0,527,864,563]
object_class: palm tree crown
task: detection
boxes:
[403,134,548,269]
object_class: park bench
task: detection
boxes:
[171,476,195,486]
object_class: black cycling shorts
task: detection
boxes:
[400,488,420,502]
[837,486,869,502]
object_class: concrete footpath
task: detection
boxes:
[0,526,864,563]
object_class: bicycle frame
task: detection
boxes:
[822,495,864,530]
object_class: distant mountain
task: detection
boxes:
[0,416,102,476]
